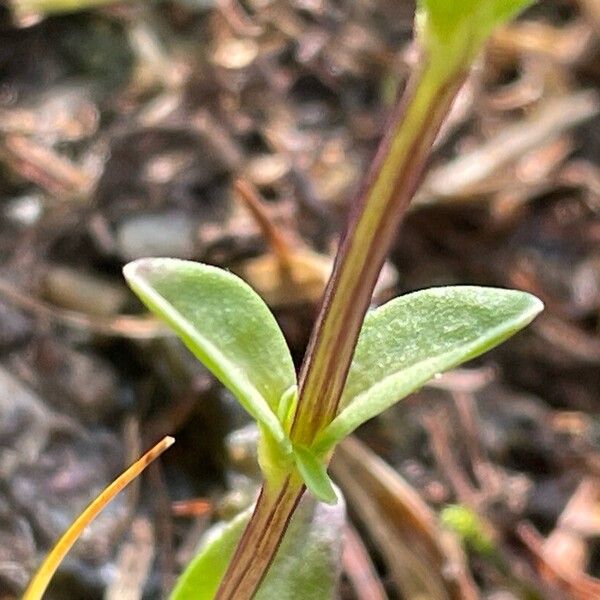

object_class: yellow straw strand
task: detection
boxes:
[22,436,175,600]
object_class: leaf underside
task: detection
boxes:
[169,508,250,600]
[314,286,543,452]
[170,491,345,600]
[123,258,296,447]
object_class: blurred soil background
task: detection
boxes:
[0,0,599,598]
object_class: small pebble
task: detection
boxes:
[116,212,196,261]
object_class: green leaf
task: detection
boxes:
[420,0,534,40]
[257,488,344,599]
[170,490,345,600]
[123,258,295,449]
[278,384,298,427]
[293,445,337,505]
[314,287,542,453]
[489,0,536,24]
[169,507,251,600]
[417,0,535,74]
[10,0,126,18]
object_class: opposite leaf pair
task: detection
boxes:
[124,258,543,503]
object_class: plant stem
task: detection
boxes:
[291,60,466,446]
[217,52,467,600]
[213,477,304,600]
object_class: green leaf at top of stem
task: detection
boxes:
[123,258,295,452]
[417,0,536,75]
[312,286,543,454]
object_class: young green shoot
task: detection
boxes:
[123,2,539,599]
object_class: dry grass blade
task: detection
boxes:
[1,134,93,198]
[105,518,156,600]
[22,436,175,600]
[517,521,600,600]
[332,436,478,600]
[233,178,295,271]
[513,478,600,600]
[0,276,169,339]
[417,90,599,204]
[342,523,388,600]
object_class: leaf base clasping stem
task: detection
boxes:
[214,56,466,600]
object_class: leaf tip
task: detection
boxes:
[529,294,544,315]
[123,257,170,283]
[320,487,339,506]
[123,258,148,285]
[518,291,544,326]
[292,445,338,505]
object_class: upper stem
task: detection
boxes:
[214,50,468,600]
[290,60,466,446]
